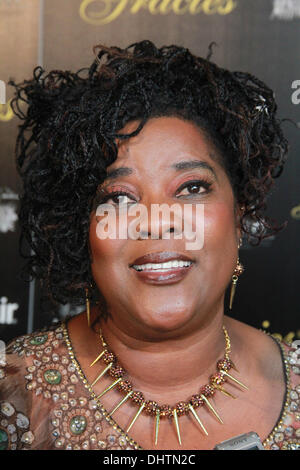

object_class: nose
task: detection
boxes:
[135,203,181,240]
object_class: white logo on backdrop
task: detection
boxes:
[0,80,5,105]
[0,0,21,5]
[291,80,300,105]
[0,188,18,233]
[271,0,300,19]
[0,297,18,325]
[0,340,5,366]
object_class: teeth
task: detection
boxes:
[132,260,192,271]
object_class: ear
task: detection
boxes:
[234,203,245,246]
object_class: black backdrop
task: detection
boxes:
[0,0,299,343]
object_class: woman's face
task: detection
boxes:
[89,116,242,336]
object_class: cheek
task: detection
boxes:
[193,202,237,292]
[89,216,126,268]
[203,202,238,277]
[204,202,236,245]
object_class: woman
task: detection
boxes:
[0,40,299,451]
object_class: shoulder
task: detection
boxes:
[1,321,62,378]
[0,322,66,450]
[224,315,286,368]
[225,316,300,450]
[226,315,300,392]
[5,321,65,353]
[1,321,69,396]
[1,322,66,382]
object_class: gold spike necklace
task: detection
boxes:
[89,325,248,447]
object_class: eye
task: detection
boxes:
[96,190,137,206]
[175,179,212,197]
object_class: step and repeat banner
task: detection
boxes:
[0,0,299,343]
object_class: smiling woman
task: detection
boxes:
[0,40,299,451]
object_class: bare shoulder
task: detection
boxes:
[223,315,286,382]
[223,314,275,349]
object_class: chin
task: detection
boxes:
[140,309,193,334]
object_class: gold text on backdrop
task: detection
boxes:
[0,99,14,122]
[290,204,300,220]
[79,0,238,25]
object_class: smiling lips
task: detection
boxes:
[129,251,194,284]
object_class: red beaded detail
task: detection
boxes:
[216,357,232,372]
[102,351,116,364]
[131,391,145,404]
[117,380,132,393]
[108,366,125,378]
[200,384,215,398]
[190,394,204,408]
[174,401,189,416]
[210,372,227,387]
[144,400,159,415]
[159,405,173,418]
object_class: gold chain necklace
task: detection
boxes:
[89,325,249,446]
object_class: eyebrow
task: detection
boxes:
[106,167,133,180]
[172,160,217,179]
[105,159,218,181]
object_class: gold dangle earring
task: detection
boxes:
[85,286,91,328]
[229,238,244,310]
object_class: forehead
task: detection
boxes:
[115,116,223,171]
[117,117,210,154]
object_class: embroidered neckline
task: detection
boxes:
[260,331,292,448]
[62,319,142,450]
[61,320,292,450]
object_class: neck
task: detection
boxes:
[92,307,235,401]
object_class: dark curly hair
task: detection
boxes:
[9,39,289,307]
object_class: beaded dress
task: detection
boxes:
[0,320,299,450]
